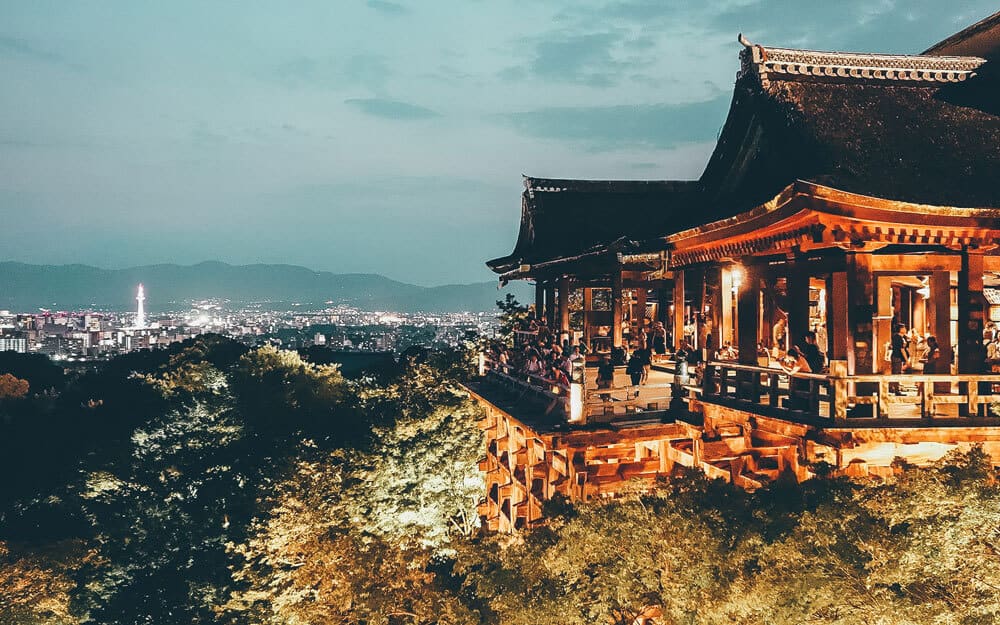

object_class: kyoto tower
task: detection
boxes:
[135,283,146,328]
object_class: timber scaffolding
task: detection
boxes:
[469,12,1000,532]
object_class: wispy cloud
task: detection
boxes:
[0,34,83,71]
[500,95,731,151]
[366,0,408,15]
[344,98,440,120]
[503,30,654,88]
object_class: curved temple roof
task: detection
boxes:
[489,21,1000,277]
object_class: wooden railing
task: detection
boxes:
[702,360,1000,423]
[513,330,539,347]
[482,357,570,416]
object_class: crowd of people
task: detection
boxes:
[489,317,583,393]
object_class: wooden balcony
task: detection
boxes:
[701,360,1000,426]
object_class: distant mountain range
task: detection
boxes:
[0,261,529,313]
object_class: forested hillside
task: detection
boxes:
[1,336,998,624]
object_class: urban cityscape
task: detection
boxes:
[0,283,496,362]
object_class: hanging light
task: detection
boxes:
[917,277,930,299]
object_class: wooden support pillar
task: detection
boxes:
[709,268,722,354]
[634,288,647,342]
[692,268,706,351]
[827,272,848,361]
[673,270,685,350]
[534,282,545,321]
[737,263,761,365]
[657,287,670,328]
[721,266,735,348]
[876,275,893,374]
[544,284,556,328]
[957,249,986,374]
[787,261,810,352]
[846,253,876,375]
[557,277,570,338]
[928,271,952,370]
[582,287,593,350]
[611,271,623,349]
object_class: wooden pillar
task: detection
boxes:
[928,271,952,370]
[737,263,761,365]
[846,253,875,375]
[634,288,647,342]
[534,282,545,321]
[762,274,777,349]
[827,272,848,361]
[558,277,570,338]
[673,270,685,350]
[721,266,735,348]
[692,268,706,351]
[545,284,556,328]
[611,271,623,349]
[787,261,810,352]
[657,286,670,328]
[876,275,893,374]
[957,249,986,374]
[582,287,593,350]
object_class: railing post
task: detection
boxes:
[969,380,980,418]
[878,379,890,420]
[769,373,780,406]
[830,361,847,422]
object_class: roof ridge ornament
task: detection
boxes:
[738,35,985,87]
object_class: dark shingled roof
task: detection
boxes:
[489,32,1000,275]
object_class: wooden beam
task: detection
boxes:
[737,263,761,365]
[870,254,961,273]
[582,287,593,351]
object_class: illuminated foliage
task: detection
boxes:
[0,372,30,399]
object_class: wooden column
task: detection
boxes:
[534,282,545,321]
[582,287,593,350]
[737,263,761,365]
[657,286,670,328]
[545,284,556,328]
[787,261,810,352]
[557,277,570,338]
[826,272,848,361]
[673,270,685,350]
[634,288,647,342]
[928,271,952,369]
[957,249,986,374]
[692,267,706,350]
[875,275,893,374]
[611,271,623,349]
[846,252,875,375]
[721,266,735,347]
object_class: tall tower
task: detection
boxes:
[135,283,146,329]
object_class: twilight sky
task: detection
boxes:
[1,1,995,286]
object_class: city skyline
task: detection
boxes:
[1,1,997,286]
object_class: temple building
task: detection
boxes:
[469,12,1000,532]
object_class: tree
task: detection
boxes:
[0,372,29,399]
[494,294,529,347]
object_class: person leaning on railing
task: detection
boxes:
[779,346,812,410]
[890,324,910,395]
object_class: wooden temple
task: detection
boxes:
[469,13,1000,532]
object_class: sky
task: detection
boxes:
[1,1,996,286]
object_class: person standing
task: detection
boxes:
[891,324,910,395]
[802,330,826,374]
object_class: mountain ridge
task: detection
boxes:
[0,261,526,313]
